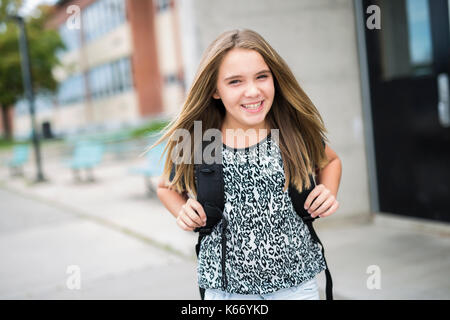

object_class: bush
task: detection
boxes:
[130,120,170,139]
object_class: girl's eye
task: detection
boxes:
[228,75,268,85]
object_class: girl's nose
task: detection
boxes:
[244,82,260,97]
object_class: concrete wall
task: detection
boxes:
[154,4,185,117]
[185,0,369,219]
[88,90,140,125]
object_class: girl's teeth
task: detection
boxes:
[243,101,262,109]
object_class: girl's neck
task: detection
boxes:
[221,116,270,132]
[221,117,272,149]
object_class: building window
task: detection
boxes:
[87,57,133,100]
[378,0,435,80]
[405,0,433,74]
[57,22,81,56]
[155,0,171,12]
[57,74,86,106]
[82,0,127,44]
[164,72,183,85]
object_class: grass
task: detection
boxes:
[129,119,170,139]
[0,139,15,150]
[0,138,29,151]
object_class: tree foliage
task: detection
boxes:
[0,0,65,138]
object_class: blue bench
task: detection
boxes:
[129,143,166,196]
[66,141,104,182]
[106,139,140,160]
[6,145,29,176]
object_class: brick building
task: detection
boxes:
[13,0,185,138]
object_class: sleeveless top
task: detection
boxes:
[197,133,327,294]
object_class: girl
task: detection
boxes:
[152,29,342,300]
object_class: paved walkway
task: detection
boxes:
[0,145,449,299]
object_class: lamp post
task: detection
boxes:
[8,14,45,183]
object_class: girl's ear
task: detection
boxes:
[212,89,220,100]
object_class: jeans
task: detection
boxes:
[204,277,320,300]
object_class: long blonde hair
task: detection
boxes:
[144,28,329,197]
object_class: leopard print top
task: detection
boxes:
[197,133,327,294]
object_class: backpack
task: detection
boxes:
[171,138,333,300]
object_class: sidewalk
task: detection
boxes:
[1,146,449,300]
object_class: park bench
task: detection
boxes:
[103,130,139,160]
[66,141,104,182]
[129,142,166,196]
[6,145,29,177]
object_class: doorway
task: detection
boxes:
[361,0,450,222]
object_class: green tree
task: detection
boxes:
[0,0,64,140]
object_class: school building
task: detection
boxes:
[12,0,450,226]
[13,0,185,138]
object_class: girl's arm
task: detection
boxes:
[156,177,189,219]
[307,144,342,218]
[316,144,342,198]
[157,177,207,230]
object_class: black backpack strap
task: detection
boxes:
[195,137,226,299]
[303,219,333,300]
[196,233,206,300]
[289,175,334,300]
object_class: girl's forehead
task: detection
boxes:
[219,48,269,77]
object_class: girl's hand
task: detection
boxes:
[304,184,339,218]
[176,198,207,231]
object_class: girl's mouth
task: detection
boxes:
[240,100,264,113]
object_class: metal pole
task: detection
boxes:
[11,15,45,182]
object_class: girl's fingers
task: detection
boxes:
[179,210,199,229]
[176,198,208,232]
[304,184,329,209]
[319,201,339,218]
[311,196,334,217]
[183,203,205,227]
[305,185,328,211]
[188,199,207,223]
[176,215,194,231]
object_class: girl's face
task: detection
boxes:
[213,48,274,131]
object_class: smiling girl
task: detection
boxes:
[152,29,342,300]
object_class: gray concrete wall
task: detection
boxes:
[186,0,369,219]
